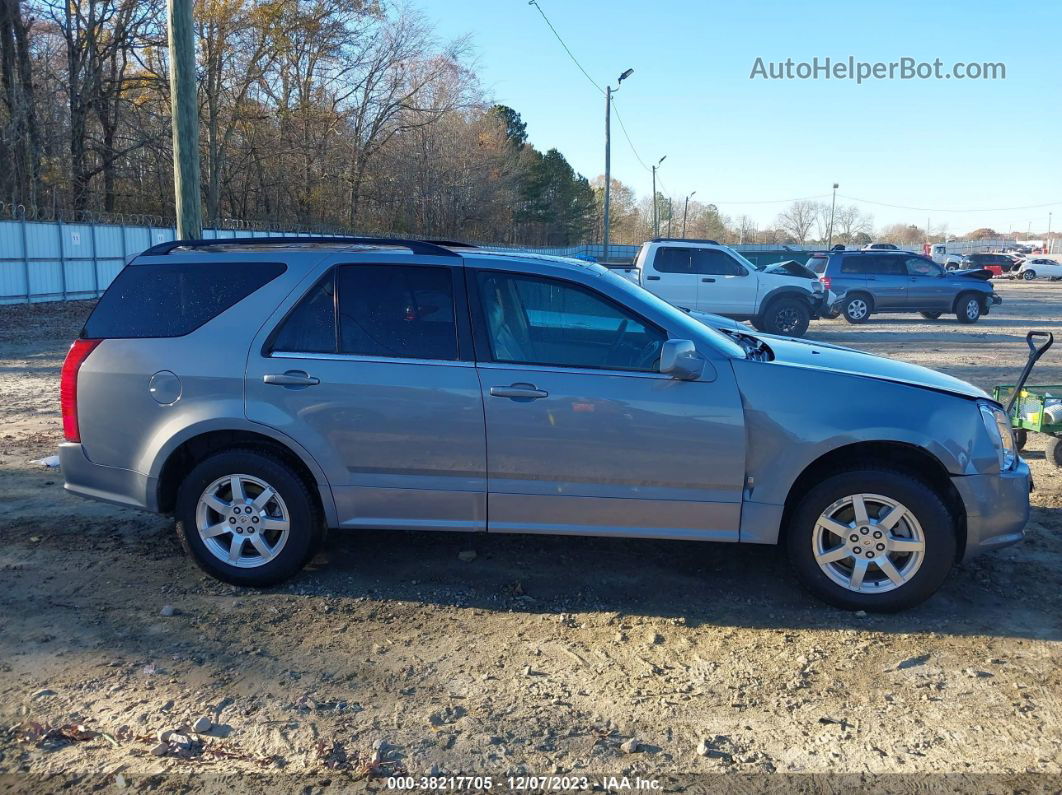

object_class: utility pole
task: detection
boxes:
[826,182,838,249]
[603,68,633,263]
[167,0,201,239]
[651,155,666,237]
[682,191,696,238]
[1049,212,1054,254]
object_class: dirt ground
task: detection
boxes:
[0,282,1060,793]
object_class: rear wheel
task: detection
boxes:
[919,311,941,320]
[842,294,872,324]
[786,469,957,611]
[1022,270,1036,281]
[761,297,810,337]
[955,293,982,324]
[176,449,321,586]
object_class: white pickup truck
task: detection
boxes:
[616,239,831,337]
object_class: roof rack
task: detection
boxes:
[422,239,479,248]
[650,237,720,245]
[141,235,460,258]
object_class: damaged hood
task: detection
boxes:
[757,335,989,400]
[950,268,994,281]
[764,259,818,279]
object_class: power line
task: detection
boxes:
[838,194,1060,214]
[526,1,604,96]
[526,0,656,176]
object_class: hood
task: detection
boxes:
[684,308,751,332]
[760,335,989,400]
[764,259,818,279]
[952,268,993,281]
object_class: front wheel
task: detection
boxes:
[761,297,810,337]
[786,469,957,611]
[175,449,322,586]
[1022,270,1036,281]
[956,294,982,324]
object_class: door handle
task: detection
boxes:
[489,384,548,400]
[264,370,320,387]
[646,275,661,281]
[701,277,716,283]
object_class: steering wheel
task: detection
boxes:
[636,338,663,369]
[604,319,629,365]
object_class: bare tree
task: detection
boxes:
[776,199,818,243]
[834,204,873,244]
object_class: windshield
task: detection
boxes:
[587,263,746,358]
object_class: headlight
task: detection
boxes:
[979,403,1018,471]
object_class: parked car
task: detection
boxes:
[60,237,1029,612]
[862,242,899,250]
[625,238,830,337]
[807,250,1001,323]
[943,254,966,270]
[1016,257,1062,281]
[961,253,1014,277]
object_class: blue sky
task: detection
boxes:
[416,0,1060,236]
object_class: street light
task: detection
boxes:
[682,191,696,238]
[826,182,839,249]
[603,68,634,263]
[651,155,666,237]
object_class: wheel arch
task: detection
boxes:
[153,425,336,527]
[758,285,817,313]
[779,440,968,559]
[952,289,986,314]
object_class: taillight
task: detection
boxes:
[821,275,831,291]
[61,339,101,442]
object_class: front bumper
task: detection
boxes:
[951,458,1030,562]
[60,442,157,512]
[989,293,1002,305]
[807,290,829,318]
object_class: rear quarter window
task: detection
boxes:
[807,255,828,274]
[83,261,285,339]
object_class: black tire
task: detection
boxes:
[175,448,322,586]
[955,293,982,324]
[919,311,942,320]
[1022,270,1036,281]
[1013,428,1027,452]
[1046,436,1062,468]
[823,309,842,320]
[749,316,768,332]
[761,296,810,337]
[842,293,872,324]
[786,469,957,612]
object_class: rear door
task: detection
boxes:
[642,246,700,309]
[245,259,487,532]
[690,248,758,315]
[864,254,908,308]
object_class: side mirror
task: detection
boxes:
[659,339,705,380]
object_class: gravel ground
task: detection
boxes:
[0,282,1059,793]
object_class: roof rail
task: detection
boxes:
[141,235,460,258]
[650,237,720,245]
[422,239,479,248]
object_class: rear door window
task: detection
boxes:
[337,265,458,360]
[84,261,285,338]
[866,255,906,275]
[653,247,693,273]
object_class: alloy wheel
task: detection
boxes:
[812,493,926,593]
[195,474,290,568]
[775,306,800,334]
[846,298,868,320]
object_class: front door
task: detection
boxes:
[904,256,951,311]
[471,268,746,540]
[246,262,486,532]
[691,248,759,315]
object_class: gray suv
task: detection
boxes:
[60,237,1029,611]
[808,250,1001,324]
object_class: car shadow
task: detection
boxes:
[298,514,1062,642]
